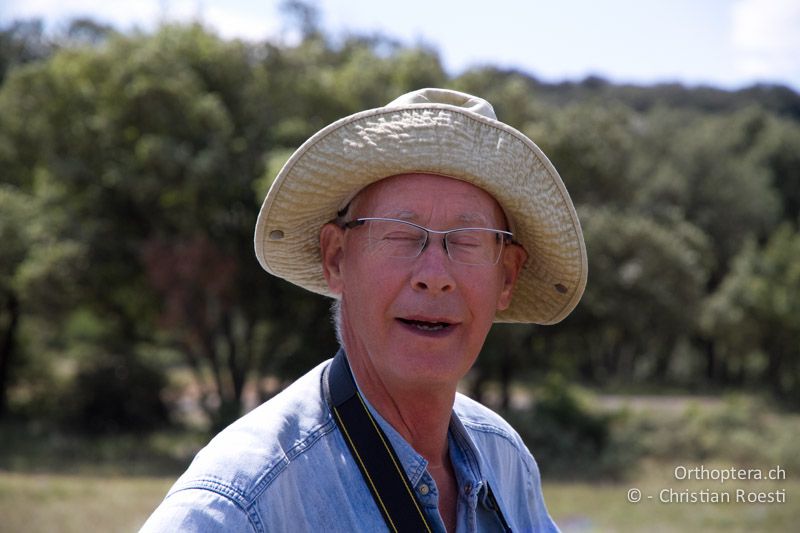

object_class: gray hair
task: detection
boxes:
[330,298,344,347]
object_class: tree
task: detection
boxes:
[0,19,55,83]
[633,107,782,278]
[0,24,268,425]
[748,114,800,222]
[0,184,85,418]
[0,186,35,416]
[530,102,638,208]
[560,207,712,385]
[703,224,800,404]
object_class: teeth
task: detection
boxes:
[415,322,445,331]
[398,318,451,331]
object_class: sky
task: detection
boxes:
[2,0,799,91]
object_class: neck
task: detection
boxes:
[345,347,457,467]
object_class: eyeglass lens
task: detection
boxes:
[365,219,503,265]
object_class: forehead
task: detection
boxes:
[351,173,506,225]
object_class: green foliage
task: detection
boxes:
[0,23,276,426]
[651,108,781,268]
[748,113,800,221]
[703,224,800,403]
[0,186,36,287]
[0,421,205,475]
[0,184,87,415]
[1,9,799,430]
[506,375,637,480]
[625,395,800,472]
[61,352,169,434]
[0,19,55,83]
[509,390,800,481]
[531,102,638,207]
[560,207,711,384]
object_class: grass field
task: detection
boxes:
[545,468,798,532]
[0,472,172,533]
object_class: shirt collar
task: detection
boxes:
[355,384,430,486]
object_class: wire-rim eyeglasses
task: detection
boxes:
[339,217,514,266]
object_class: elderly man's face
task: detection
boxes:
[320,173,526,390]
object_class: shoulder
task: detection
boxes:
[168,360,337,505]
[453,392,524,447]
[453,393,539,477]
[453,394,557,530]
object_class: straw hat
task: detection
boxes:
[254,88,587,324]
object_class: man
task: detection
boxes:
[142,88,587,532]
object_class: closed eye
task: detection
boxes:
[382,231,422,241]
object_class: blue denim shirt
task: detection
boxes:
[141,358,559,532]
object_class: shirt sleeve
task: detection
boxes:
[139,487,256,533]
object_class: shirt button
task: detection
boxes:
[418,484,430,496]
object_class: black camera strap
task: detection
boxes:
[326,350,433,532]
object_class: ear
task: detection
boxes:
[320,222,346,295]
[497,244,528,311]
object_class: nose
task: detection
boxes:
[410,236,455,294]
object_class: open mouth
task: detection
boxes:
[397,318,453,332]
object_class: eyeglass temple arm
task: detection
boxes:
[339,219,366,230]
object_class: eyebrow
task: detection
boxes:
[457,213,491,225]
[380,210,493,226]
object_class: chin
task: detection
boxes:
[387,345,476,387]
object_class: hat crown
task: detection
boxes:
[385,88,497,121]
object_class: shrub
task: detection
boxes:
[625,395,800,472]
[62,352,169,434]
[505,374,639,480]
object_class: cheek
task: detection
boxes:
[342,254,403,312]
[463,269,506,310]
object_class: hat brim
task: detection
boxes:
[254,103,587,324]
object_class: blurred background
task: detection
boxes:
[0,0,798,531]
